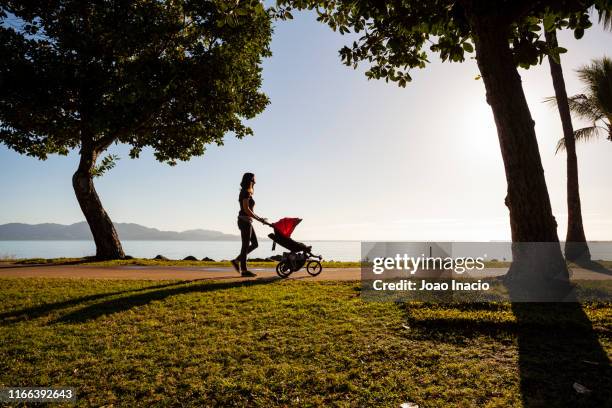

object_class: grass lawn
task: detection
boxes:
[0,278,611,407]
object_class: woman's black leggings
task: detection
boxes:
[238,219,258,271]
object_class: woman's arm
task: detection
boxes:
[241,198,265,223]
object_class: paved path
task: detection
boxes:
[0,263,360,281]
[0,263,611,281]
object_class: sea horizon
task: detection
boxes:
[0,240,362,261]
[3,240,612,263]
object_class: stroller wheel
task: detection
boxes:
[276,261,292,278]
[306,260,323,276]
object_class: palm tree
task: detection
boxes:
[555,57,612,153]
[544,28,591,261]
[544,7,612,261]
[549,56,612,261]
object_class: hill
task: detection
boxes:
[0,222,239,241]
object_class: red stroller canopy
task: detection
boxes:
[272,218,302,238]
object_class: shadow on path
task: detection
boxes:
[53,277,281,324]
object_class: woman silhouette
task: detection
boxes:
[232,173,267,276]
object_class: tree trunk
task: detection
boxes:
[470,15,569,292]
[72,146,125,260]
[545,29,591,262]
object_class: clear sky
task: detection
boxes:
[1,11,611,241]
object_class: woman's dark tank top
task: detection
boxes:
[238,189,255,216]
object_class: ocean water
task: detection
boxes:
[0,240,361,261]
[2,240,611,262]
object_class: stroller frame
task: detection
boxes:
[268,232,323,278]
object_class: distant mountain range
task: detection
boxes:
[0,222,240,241]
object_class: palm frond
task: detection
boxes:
[598,8,612,30]
[574,125,602,143]
[555,126,602,154]
[555,137,566,154]
[543,95,558,107]
[576,57,612,117]
[566,94,604,122]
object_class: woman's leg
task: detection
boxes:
[247,227,258,254]
[238,221,252,271]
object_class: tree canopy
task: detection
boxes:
[276,0,611,86]
[0,0,273,260]
[0,0,272,163]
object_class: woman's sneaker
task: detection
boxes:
[241,270,257,277]
[230,259,240,274]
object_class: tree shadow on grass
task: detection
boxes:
[512,302,611,407]
[404,302,611,407]
[53,277,281,324]
[0,280,194,325]
[0,257,99,269]
[572,259,612,277]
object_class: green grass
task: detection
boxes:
[10,257,361,268]
[0,278,611,407]
[483,260,512,268]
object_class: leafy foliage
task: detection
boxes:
[275,0,612,86]
[91,154,120,178]
[551,57,612,151]
[0,0,272,163]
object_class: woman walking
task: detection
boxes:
[232,173,268,277]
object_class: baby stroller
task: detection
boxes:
[265,217,323,278]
